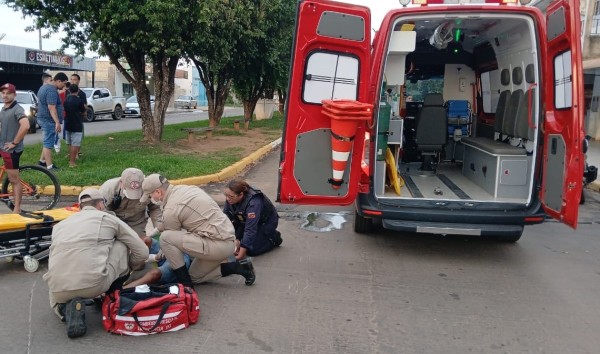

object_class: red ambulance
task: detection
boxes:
[277,0,587,241]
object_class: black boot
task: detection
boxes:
[65,298,86,338]
[172,265,193,287]
[221,259,256,286]
[271,230,283,247]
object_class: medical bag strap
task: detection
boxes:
[132,301,171,333]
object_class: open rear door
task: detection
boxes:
[540,0,584,228]
[277,0,371,205]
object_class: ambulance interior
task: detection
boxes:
[375,13,542,205]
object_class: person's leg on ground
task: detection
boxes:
[1,151,23,213]
[157,254,191,284]
[123,268,162,288]
[183,236,254,285]
[67,132,83,167]
[105,240,132,286]
[245,227,279,257]
[6,169,22,213]
[160,231,195,286]
[39,119,58,169]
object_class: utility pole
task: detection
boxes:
[38,27,42,50]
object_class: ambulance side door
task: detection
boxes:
[277,0,371,205]
[540,0,584,228]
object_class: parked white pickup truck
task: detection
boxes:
[81,88,126,122]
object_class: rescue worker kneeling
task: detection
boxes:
[139,174,255,287]
[223,179,282,260]
[43,188,148,338]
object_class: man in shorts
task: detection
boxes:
[63,84,86,167]
[0,83,30,214]
[36,72,68,171]
[69,73,87,157]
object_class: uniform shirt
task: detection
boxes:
[161,184,235,242]
[0,101,27,153]
[224,190,279,251]
[99,177,162,233]
[43,206,149,292]
[37,83,63,122]
[64,94,85,132]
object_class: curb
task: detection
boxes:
[58,137,282,196]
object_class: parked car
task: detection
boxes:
[124,95,155,118]
[81,88,126,122]
[174,95,197,109]
[15,90,38,134]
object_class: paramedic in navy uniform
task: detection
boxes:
[223,178,282,260]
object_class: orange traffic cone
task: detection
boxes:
[321,100,373,189]
[329,117,360,189]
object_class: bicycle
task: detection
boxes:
[0,164,61,213]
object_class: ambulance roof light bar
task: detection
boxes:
[407,0,532,5]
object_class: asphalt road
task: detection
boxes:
[22,107,245,145]
[2,151,600,353]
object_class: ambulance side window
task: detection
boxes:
[302,51,359,104]
[554,50,572,110]
[480,70,501,114]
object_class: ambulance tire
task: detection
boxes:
[492,229,523,243]
[353,210,373,234]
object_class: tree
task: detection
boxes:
[187,0,264,127]
[6,0,200,142]
[231,0,295,124]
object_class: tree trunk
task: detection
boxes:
[193,60,231,128]
[277,88,286,114]
[207,93,226,128]
[105,43,178,143]
[242,99,259,125]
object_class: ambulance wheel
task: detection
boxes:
[494,229,523,243]
[353,210,373,234]
[23,256,39,273]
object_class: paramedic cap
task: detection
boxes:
[140,174,168,202]
[0,83,16,94]
[79,188,104,204]
[121,168,144,200]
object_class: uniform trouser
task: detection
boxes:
[128,221,146,237]
[160,230,235,284]
[239,225,277,257]
[49,241,130,309]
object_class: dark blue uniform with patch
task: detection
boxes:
[224,187,280,256]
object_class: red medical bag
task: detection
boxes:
[102,283,200,335]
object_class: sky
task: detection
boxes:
[0,0,400,57]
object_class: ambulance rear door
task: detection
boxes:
[540,0,584,228]
[277,0,371,205]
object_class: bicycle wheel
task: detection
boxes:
[1,165,61,212]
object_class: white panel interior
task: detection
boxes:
[304,52,358,104]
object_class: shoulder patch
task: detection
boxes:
[247,212,256,219]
